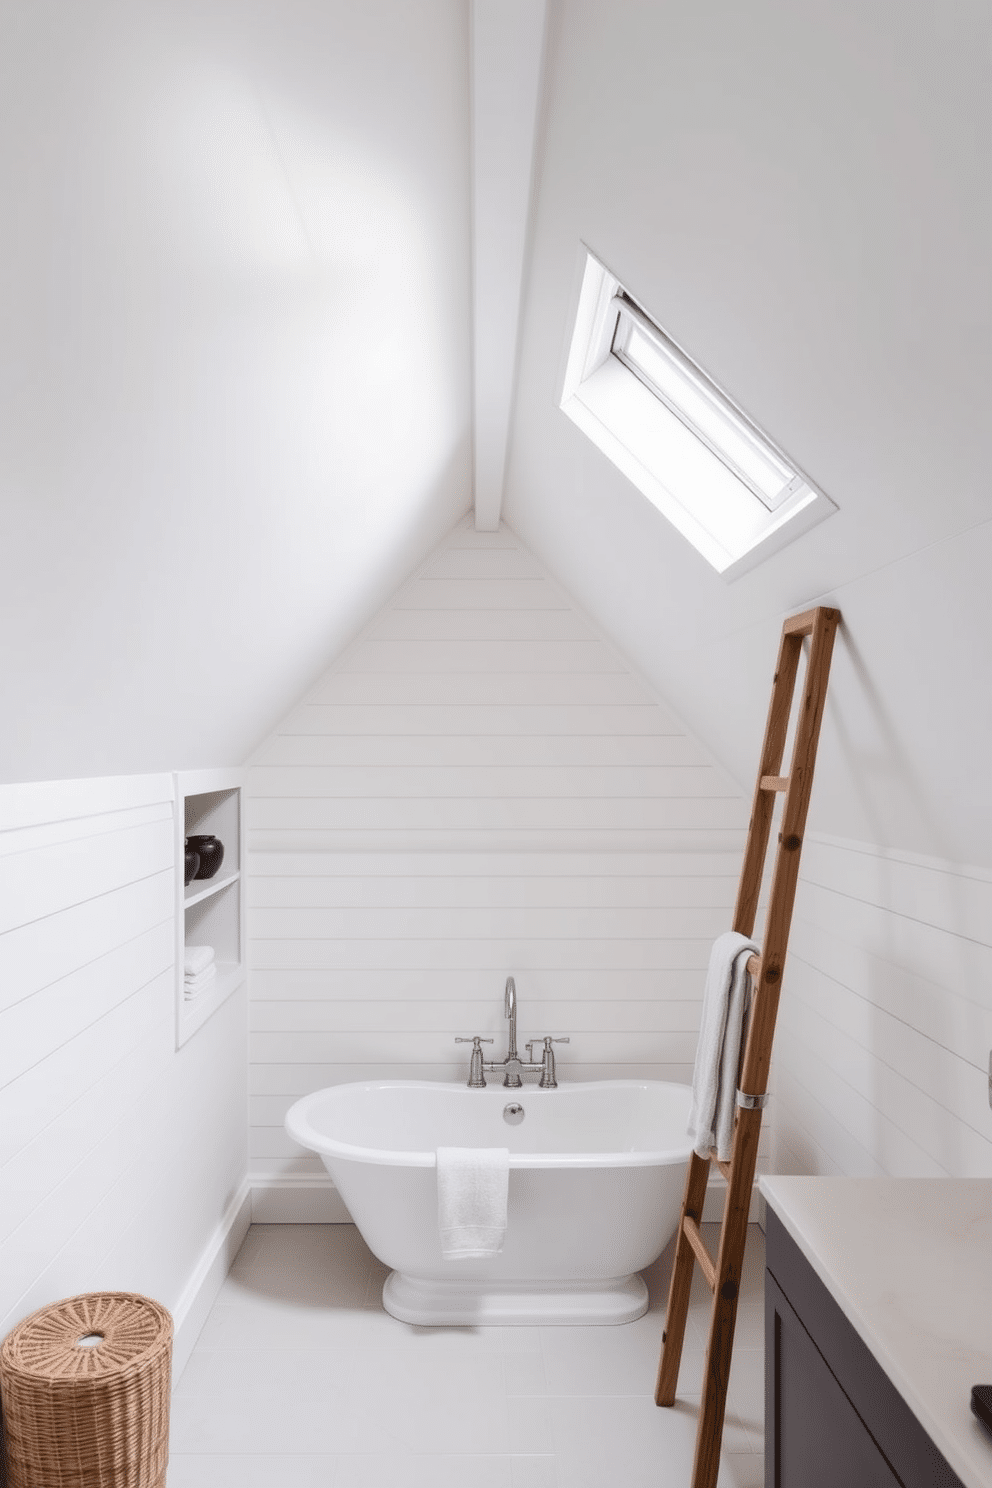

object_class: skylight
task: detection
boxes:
[559,250,836,578]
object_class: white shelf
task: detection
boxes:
[175,769,245,1049]
[184,869,241,910]
[179,960,246,1044]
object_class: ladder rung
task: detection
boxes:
[760,774,789,792]
[745,954,761,978]
[682,1216,717,1292]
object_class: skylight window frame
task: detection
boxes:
[559,249,837,579]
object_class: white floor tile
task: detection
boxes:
[717,1451,765,1487]
[510,1455,558,1488]
[333,1455,512,1488]
[168,1453,338,1487]
[549,1394,700,1487]
[169,1221,765,1483]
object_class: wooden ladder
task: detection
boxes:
[655,605,841,1488]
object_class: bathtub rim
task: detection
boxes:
[285,1077,694,1170]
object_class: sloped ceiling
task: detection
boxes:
[0,0,472,782]
[503,0,992,868]
[3,0,991,873]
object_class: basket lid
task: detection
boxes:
[0,1292,172,1380]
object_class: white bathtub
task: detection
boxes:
[285,1079,693,1325]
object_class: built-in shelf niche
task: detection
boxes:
[175,769,245,1048]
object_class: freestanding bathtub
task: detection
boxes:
[285,1078,693,1325]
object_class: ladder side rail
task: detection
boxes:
[739,608,839,1099]
[687,1103,764,1488]
[655,1150,710,1404]
[731,628,805,936]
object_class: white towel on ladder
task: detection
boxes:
[436,1147,509,1259]
[688,931,760,1162]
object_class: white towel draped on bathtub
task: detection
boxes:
[688,930,760,1162]
[436,1147,509,1259]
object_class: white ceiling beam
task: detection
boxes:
[471,0,548,531]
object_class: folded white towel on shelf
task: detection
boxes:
[184,945,215,977]
[687,930,760,1163]
[436,1147,509,1259]
[184,963,217,997]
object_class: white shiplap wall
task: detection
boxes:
[0,775,248,1376]
[772,834,992,1178]
[247,517,756,1209]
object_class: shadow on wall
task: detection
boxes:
[823,622,952,863]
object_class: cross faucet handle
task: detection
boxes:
[525,1036,570,1057]
[455,1036,494,1045]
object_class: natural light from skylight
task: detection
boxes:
[560,250,836,578]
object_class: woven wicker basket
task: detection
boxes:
[0,1292,172,1488]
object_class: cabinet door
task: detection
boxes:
[768,1272,903,1488]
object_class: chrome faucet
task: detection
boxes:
[503,976,520,1084]
[454,976,570,1089]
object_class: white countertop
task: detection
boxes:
[760,1176,992,1488]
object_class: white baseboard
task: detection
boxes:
[251,1176,353,1224]
[171,1181,252,1385]
[701,1178,762,1225]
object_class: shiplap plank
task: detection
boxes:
[0,774,173,834]
[246,765,733,800]
[249,998,704,1033]
[339,639,629,675]
[250,904,729,942]
[0,873,173,1015]
[0,816,174,935]
[307,673,656,705]
[247,798,744,832]
[248,1155,326,1177]
[256,735,710,768]
[250,937,713,971]
[271,705,676,737]
[248,874,737,909]
[247,828,747,853]
[249,1030,699,1067]
[393,579,569,610]
[0,921,174,1088]
[418,547,544,580]
[247,850,743,878]
[247,966,708,1001]
[370,608,596,641]
[0,802,171,861]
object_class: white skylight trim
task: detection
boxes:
[560,250,837,579]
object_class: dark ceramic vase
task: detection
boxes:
[184,841,200,887]
[187,834,224,880]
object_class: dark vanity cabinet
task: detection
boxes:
[765,1208,967,1488]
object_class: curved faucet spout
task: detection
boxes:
[505,976,517,1060]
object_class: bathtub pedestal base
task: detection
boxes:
[382,1270,648,1326]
